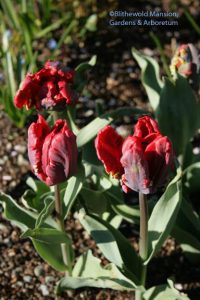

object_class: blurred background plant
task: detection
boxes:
[0,0,110,127]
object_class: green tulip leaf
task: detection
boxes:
[146,172,182,264]
[56,250,135,293]
[33,240,68,272]
[77,107,148,148]
[0,193,68,271]
[22,177,50,212]
[132,48,163,110]
[143,279,190,300]
[172,196,200,263]
[35,197,55,228]
[63,162,85,219]
[0,192,37,230]
[78,210,141,285]
[21,228,72,244]
[157,76,200,155]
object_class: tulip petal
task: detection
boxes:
[145,135,174,192]
[95,126,124,178]
[121,137,151,194]
[134,116,160,138]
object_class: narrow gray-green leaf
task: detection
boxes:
[33,240,67,272]
[132,48,163,110]
[56,250,135,293]
[78,210,141,285]
[77,107,148,148]
[157,76,200,155]
[146,173,182,264]
[143,280,189,300]
[0,192,36,230]
[22,228,71,245]
[63,171,84,219]
[35,197,54,228]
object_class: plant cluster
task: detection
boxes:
[0,13,200,297]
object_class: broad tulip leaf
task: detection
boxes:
[22,177,50,212]
[157,76,200,155]
[56,250,135,293]
[81,187,108,216]
[132,48,163,110]
[35,197,55,228]
[0,192,36,230]
[146,172,182,264]
[33,240,67,272]
[77,107,148,148]
[22,228,72,245]
[106,186,140,224]
[143,279,189,300]
[63,163,84,219]
[78,210,141,285]
[0,193,68,271]
[22,228,74,272]
[172,196,200,263]
[172,226,200,263]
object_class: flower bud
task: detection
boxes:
[95,125,124,178]
[28,115,78,186]
[133,115,160,138]
[170,44,200,90]
[14,61,77,110]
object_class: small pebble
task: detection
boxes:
[6,142,12,151]
[17,154,28,166]
[39,284,49,296]
[14,145,26,154]
[11,151,17,157]
[3,175,12,181]
[175,283,183,290]
[23,275,32,283]
[34,265,45,277]
[0,158,5,165]
[45,276,54,284]
[193,147,200,154]
[84,110,94,117]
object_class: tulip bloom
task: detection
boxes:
[28,115,78,186]
[95,116,174,194]
[14,61,77,110]
[121,134,174,194]
[95,125,124,178]
[170,44,200,82]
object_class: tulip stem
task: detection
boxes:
[53,108,72,276]
[54,184,72,276]
[136,192,148,300]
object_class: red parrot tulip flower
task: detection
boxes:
[95,116,174,194]
[95,125,124,178]
[28,115,78,186]
[14,61,77,110]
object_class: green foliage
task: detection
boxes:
[77,106,148,148]
[172,196,200,263]
[146,171,182,263]
[157,76,200,156]
[143,279,190,300]
[132,48,163,111]
[78,209,141,286]
[56,250,135,293]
